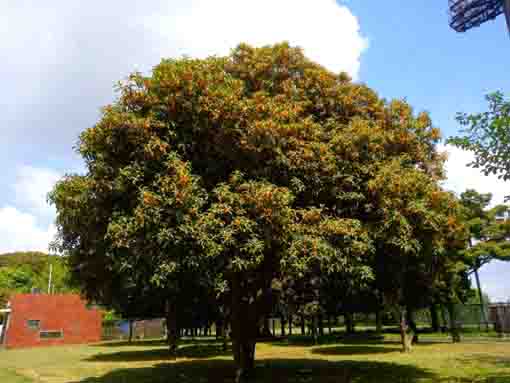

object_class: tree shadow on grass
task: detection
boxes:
[269,332,388,348]
[268,335,343,347]
[312,344,400,356]
[71,358,437,383]
[268,335,451,353]
[96,337,221,348]
[87,343,231,362]
[95,339,167,348]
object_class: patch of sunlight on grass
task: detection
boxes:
[0,368,32,383]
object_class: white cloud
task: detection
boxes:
[1,1,367,156]
[146,0,367,79]
[0,0,367,255]
[0,206,56,254]
[440,144,508,206]
[13,166,60,218]
[0,166,60,254]
[479,260,510,303]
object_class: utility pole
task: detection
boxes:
[473,265,489,331]
[469,238,489,332]
[47,264,53,294]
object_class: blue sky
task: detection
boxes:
[348,1,510,302]
[349,1,510,138]
[0,1,508,301]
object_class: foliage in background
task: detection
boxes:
[0,252,75,307]
[448,92,510,183]
[459,189,510,269]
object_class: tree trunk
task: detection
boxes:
[222,321,228,351]
[215,320,223,338]
[441,306,449,333]
[128,320,134,343]
[318,314,324,337]
[328,315,332,334]
[447,302,461,343]
[301,315,305,335]
[280,315,286,337]
[289,314,293,336]
[430,305,440,332]
[375,310,383,335]
[231,274,258,383]
[345,313,355,334]
[407,307,419,344]
[312,315,319,345]
[261,316,272,338]
[232,338,256,383]
[474,267,489,332]
[399,307,413,353]
[165,300,178,359]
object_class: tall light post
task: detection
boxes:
[505,0,510,34]
[47,264,53,294]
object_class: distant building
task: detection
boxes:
[0,294,102,349]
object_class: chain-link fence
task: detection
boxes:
[412,304,490,331]
[326,304,496,334]
[99,303,510,342]
[102,319,166,341]
[489,303,510,334]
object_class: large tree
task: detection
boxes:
[51,43,457,381]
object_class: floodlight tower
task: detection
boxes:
[448,0,510,34]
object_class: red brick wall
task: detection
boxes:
[4,294,102,349]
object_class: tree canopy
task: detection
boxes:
[458,189,510,269]
[50,43,468,380]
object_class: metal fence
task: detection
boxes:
[489,303,510,334]
[334,304,495,333]
[102,319,166,341]
[99,303,510,342]
[417,304,490,330]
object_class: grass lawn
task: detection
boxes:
[0,335,509,382]
[0,369,32,383]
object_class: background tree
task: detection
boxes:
[371,164,468,349]
[0,252,74,307]
[458,189,494,329]
[456,190,510,329]
[448,92,510,182]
